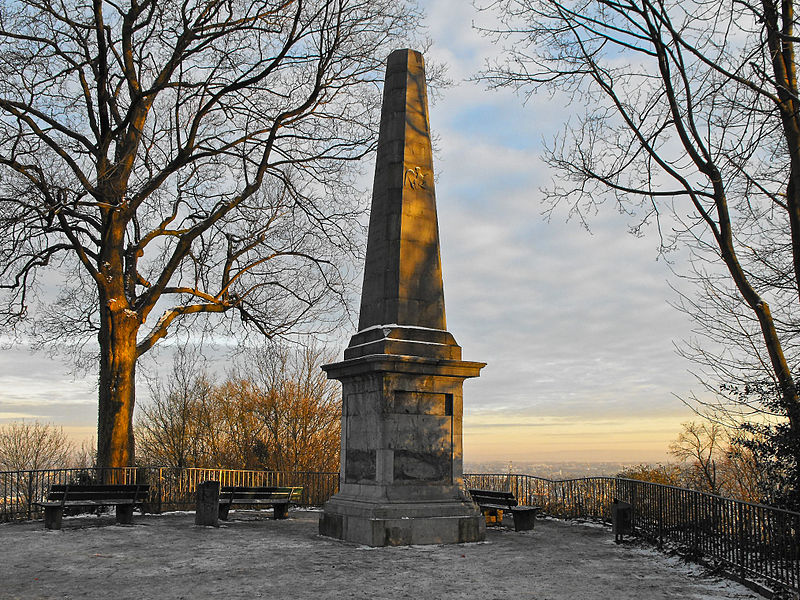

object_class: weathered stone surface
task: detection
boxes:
[195,480,220,527]
[319,49,485,546]
[357,49,446,332]
[344,449,376,483]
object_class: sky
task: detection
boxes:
[0,0,709,465]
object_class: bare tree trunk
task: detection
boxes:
[96,209,140,469]
[97,301,139,469]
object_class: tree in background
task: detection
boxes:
[207,378,265,469]
[136,347,214,469]
[0,420,75,471]
[136,342,340,472]
[245,343,340,472]
[617,420,764,503]
[72,437,97,469]
[669,421,722,495]
[724,382,800,506]
[0,0,423,469]
[721,436,763,504]
[617,463,682,486]
[478,0,800,509]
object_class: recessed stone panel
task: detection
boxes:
[345,448,376,483]
[393,448,452,482]
[391,391,447,415]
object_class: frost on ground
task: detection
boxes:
[1,509,769,600]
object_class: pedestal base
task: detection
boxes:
[319,496,486,546]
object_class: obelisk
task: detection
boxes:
[318,49,486,546]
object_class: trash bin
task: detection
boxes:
[611,498,633,543]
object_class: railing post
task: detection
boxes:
[737,501,746,581]
[657,486,664,549]
[157,468,163,514]
[24,470,34,520]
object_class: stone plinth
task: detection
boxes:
[319,49,485,546]
[319,354,485,546]
[195,480,220,527]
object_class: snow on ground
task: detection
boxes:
[1,509,769,600]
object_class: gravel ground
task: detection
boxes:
[1,509,768,600]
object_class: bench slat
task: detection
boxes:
[42,484,150,505]
[49,484,145,491]
[47,491,148,499]
[219,486,302,502]
[468,489,519,509]
[37,499,140,507]
[226,498,289,505]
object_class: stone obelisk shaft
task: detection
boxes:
[359,49,445,331]
[319,49,485,547]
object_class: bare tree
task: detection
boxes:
[0,0,423,468]
[72,436,97,469]
[477,0,800,503]
[0,420,75,471]
[234,341,340,472]
[669,421,722,494]
[718,437,763,503]
[206,378,265,468]
[136,341,340,471]
[136,346,214,468]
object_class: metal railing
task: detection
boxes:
[2,468,797,593]
[464,473,800,594]
[0,467,338,520]
[0,467,141,521]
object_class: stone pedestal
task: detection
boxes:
[195,480,220,527]
[319,350,485,546]
[319,49,485,546]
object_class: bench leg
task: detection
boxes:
[273,503,289,520]
[512,510,537,531]
[44,506,63,530]
[482,508,503,527]
[116,504,134,525]
[218,503,231,521]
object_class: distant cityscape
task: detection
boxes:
[464,460,636,480]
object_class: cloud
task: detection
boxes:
[417,0,701,460]
[0,343,96,431]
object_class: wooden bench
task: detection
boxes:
[35,484,150,530]
[217,486,303,521]
[468,489,541,531]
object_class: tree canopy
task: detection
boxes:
[0,0,423,468]
[478,0,800,507]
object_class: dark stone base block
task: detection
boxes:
[44,506,62,530]
[319,498,485,546]
[116,504,134,525]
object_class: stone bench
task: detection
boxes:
[468,488,541,531]
[35,483,150,530]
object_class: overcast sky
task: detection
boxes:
[420,0,703,463]
[0,0,708,465]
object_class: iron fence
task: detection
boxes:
[464,473,800,594]
[0,467,141,521]
[0,467,338,521]
[2,468,798,593]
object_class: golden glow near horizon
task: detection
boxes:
[55,417,680,464]
[463,414,681,463]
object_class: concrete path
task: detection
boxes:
[1,509,765,599]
